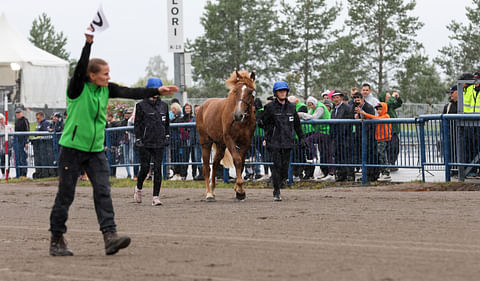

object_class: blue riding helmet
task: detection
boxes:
[146,77,163,88]
[272,81,290,94]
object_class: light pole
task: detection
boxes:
[5,62,21,181]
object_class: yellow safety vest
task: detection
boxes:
[463,85,480,113]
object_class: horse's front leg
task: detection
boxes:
[226,140,249,200]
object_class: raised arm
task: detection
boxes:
[67,33,93,99]
[108,84,178,100]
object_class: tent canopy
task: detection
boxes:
[0,13,68,108]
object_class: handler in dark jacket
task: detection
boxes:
[133,78,170,206]
[260,81,305,201]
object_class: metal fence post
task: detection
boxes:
[105,130,112,168]
[361,120,367,184]
[418,118,426,182]
[442,115,451,182]
[288,150,293,185]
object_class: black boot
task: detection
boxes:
[103,231,131,255]
[273,189,282,202]
[49,234,74,256]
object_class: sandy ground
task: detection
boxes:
[1,181,480,281]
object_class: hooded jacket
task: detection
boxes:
[361,102,392,142]
[261,98,304,149]
[134,97,170,148]
[378,92,402,133]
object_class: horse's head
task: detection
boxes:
[226,70,256,122]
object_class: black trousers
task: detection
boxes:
[269,147,291,192]
[137,147,164,196]
[50,146,116,235]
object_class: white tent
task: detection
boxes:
[0,13,68,108]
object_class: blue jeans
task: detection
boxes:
[13,136,28,177]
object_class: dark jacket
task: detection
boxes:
[443,100,458,114]
[15,116,29,132]
[354,101,375,140]
[49,120,64,132]
[179,107,194,141]
[36,118,51,131]
[15,116,30,145]
[134,98,170,148]
[261,99,304,149]
[331,102,353,139]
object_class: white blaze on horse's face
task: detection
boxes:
[233,84,251,122]
[236,85,247,113]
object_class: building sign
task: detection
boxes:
[167,0,184,53]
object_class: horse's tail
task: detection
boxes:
[212,143,235,169]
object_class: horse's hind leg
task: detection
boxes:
[201,143,214,201]
[210,144,226,200]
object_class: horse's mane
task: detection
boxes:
[225,70,255,91]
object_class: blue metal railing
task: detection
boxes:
[1,114,479,182]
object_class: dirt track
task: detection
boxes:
[1,182,480,281]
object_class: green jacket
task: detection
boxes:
[59,82,109,152]
[378,92,403,133]
[308,101,330,134]
[297,102,315,135]
[254,108,265,137]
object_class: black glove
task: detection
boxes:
[165,135,170,147]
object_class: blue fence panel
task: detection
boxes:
[2,114,480,182]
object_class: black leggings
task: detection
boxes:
[137,147,164,196]
[269,147,291,191]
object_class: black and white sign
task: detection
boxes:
[167,0,184,53]
[85,4,110,35]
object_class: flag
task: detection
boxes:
[85,4,110,35]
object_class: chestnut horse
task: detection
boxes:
[196,70,256,201]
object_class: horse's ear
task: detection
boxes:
[250,72,256,81]
[236,70,240,81]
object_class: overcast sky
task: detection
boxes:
[0,0,473,86]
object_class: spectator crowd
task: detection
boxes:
[4,76,480,182]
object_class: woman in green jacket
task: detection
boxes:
[49,31,177,256]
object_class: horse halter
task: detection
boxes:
[233,84,254,123]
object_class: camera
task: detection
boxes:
[353,101,361,107]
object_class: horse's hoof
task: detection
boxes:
[236,192,246,201]
[206,196,216,202]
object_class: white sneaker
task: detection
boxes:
[378,174,392,182]
[259,175,270,181]
[319,174,335,182]
[134,187,142,203]
[152,196,163,206]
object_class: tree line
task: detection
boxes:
[28,0,480,104]
[187,0,480,104]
